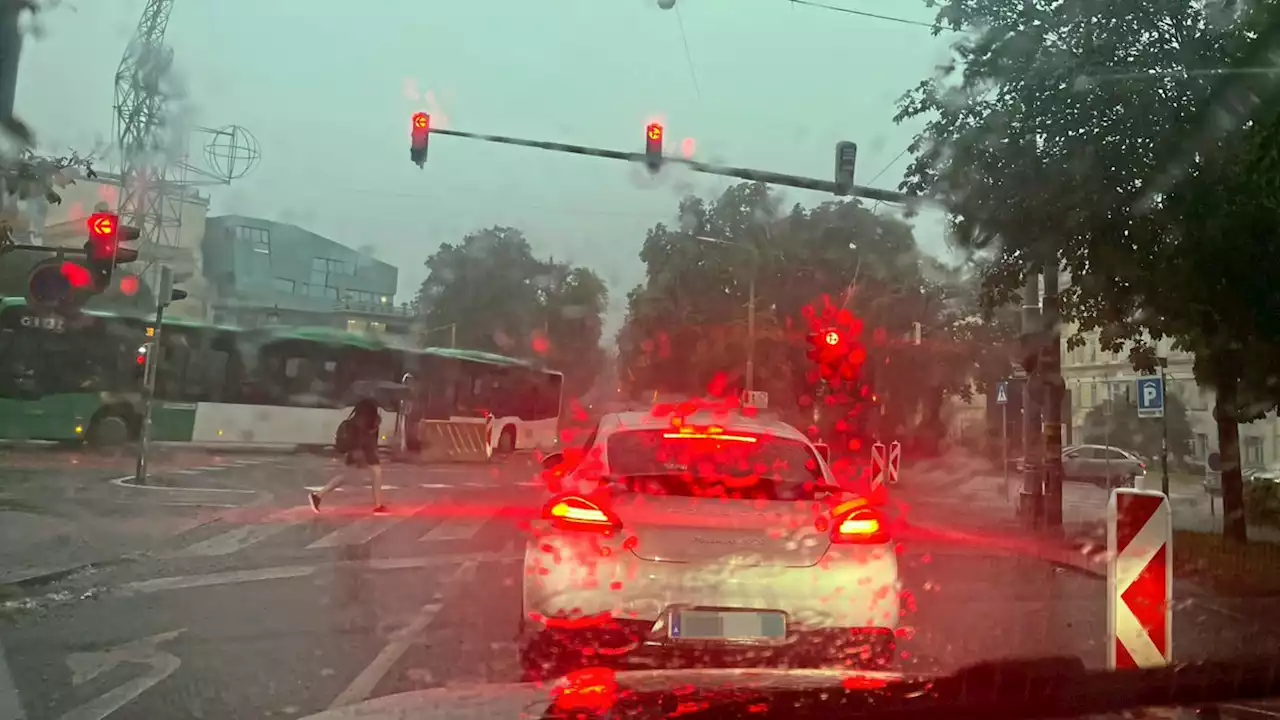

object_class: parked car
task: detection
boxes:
[1004,445,1145,490]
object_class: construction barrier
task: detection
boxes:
[1107,488,1172,670]
[887,440,901,485]
[415,418,494,463]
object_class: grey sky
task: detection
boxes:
[17,0,954,332]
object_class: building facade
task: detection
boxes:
[202,215,413,334]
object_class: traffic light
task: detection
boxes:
[835,141,858,196]
[411,112,430,168]
[807,327,845,363]
[83,212,140,290]
[25,258,84,311]
[645,122,663,173]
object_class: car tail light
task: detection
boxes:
[831,507,889,544]
[544,495,621,535]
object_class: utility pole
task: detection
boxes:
[0,1,20,122]
[1041,260,1065,531]
[1018,268,1044,528]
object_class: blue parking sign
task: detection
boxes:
[1136,376,1164,419]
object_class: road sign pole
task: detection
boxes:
[1002,402,1009,499]
[1106,489,1172,670]
[1159,363,1170,497]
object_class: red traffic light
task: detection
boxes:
[88,212,117,241]
[646,123,663,142]
[412,112,430,131]
[824,330,841,346]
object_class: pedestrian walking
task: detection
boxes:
[310,397,386,513]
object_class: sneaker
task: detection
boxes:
[309,492,322,513]
[372,505,388,515]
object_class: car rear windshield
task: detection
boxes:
[603,428,825,500]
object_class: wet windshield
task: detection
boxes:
[0,0,1279,719]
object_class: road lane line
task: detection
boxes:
[303,485,401,492]
[108,476,255,494]
[419,518,486,542]
[329,561,476,709]
[306,517,401,550]
[0,636,25,720]
[117,565,317,596]
[169,523,295,557]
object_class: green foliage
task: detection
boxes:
[895,0,1278,540]
[415,226,608,399]
[616,181,1015,443]
[1080,393,1194,464]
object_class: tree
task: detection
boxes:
[1080,393,1194,466]
[415,225,608,399]
[895,0,1274,541]
[616,182,1011,447]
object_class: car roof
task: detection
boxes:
[598,410,811,443]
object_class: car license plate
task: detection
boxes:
[670,610,786,640]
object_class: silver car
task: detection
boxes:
[520,410,901,680]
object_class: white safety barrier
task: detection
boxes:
[1106,488,1172,670]
[870,442,887,493]
[888,440,901,485]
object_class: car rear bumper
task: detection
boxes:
[518,615,897,675]
[522,537,901,632]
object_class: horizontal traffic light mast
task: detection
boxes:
[405,113,911,205]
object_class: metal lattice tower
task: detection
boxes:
[113,0,182,249]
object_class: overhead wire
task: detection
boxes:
[674,4,703,101]
[787,0,950,32]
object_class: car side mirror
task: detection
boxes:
[541,452,565,471]
[813,443,831,463]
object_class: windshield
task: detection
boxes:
[2,1,1280,718]
[604,428,826,500]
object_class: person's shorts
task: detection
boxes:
[344,443,380,468]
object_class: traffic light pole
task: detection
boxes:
[426,127,911,205]
[1041,261,1065,532]
[135,266,174,485]
[1019,269,1044,529]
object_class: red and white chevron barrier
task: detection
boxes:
[1106,489,1172,670]
[888,440,901,485]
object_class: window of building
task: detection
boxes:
[234,226,271,252]
[1245,436,1264,466]
[273,278,295,294]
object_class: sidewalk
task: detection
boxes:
[897,452,1280,638]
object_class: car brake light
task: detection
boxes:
[831,507,889,544]
[544,495,621,534]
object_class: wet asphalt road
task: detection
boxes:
[0,451,1276,719]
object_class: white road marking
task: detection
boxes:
[111,500,240,509]
[418,483,454,489]
[169,523,295,558]
[329,562,475,709]
[117,566,317,596]
[57,630,183,720]
[189,466,226,472]
[175,470,202,475]
[108,476,255,494]
[0,636,26,720]
[306,517,401,550]
[419,519,486,543]
[303,485,401,492]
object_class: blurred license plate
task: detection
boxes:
[671,610,786,640]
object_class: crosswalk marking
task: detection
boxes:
[306,517,401,549]
[420,519,485,543]
[303,485,402,492]
[171,523,293,558]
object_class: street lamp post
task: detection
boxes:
[696,236,759,394]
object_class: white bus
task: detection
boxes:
[403,347,564,454]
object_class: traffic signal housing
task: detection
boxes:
[83,212,140,291]
[645,123,663,174]
[411,112,430,168]
[835,141,858,196]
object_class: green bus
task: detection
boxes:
[0,298,563,452]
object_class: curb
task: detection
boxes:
[900,521,1106,578]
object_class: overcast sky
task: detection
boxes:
[16,0,957,332]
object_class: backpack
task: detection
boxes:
[334,410,358,453]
